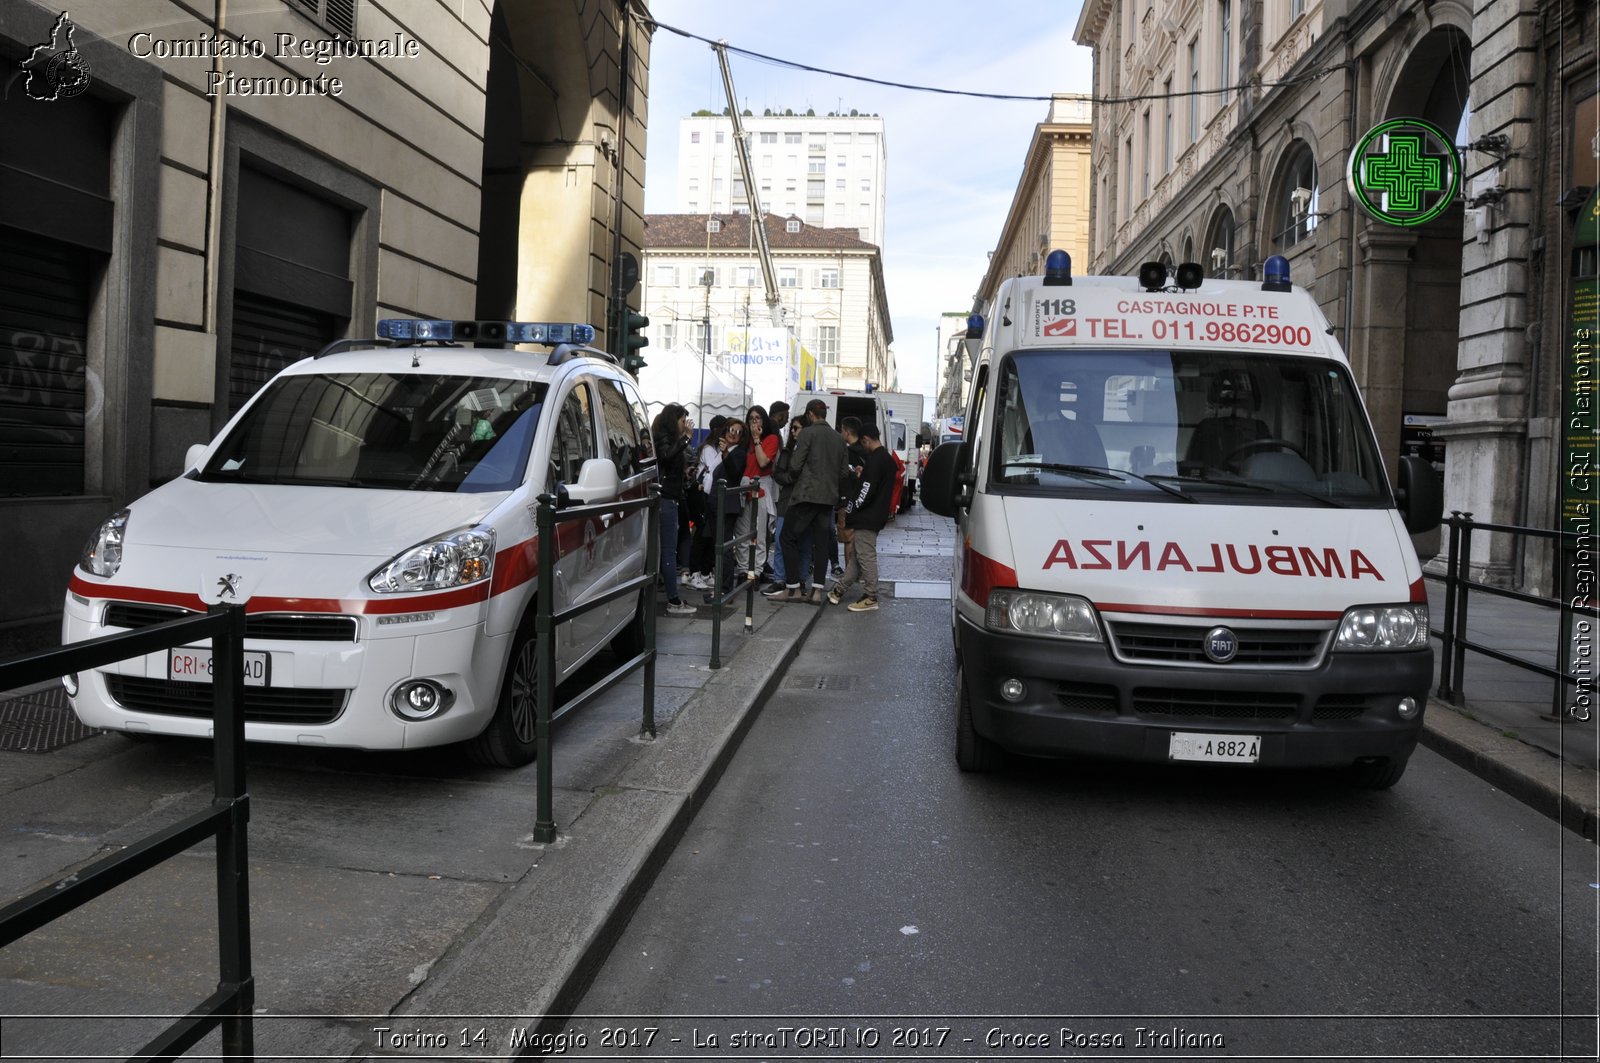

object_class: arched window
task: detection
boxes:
[1206,208,1235,278]
[1183,235,1194,265]
[1272,142,1320,250]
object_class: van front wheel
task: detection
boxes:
[1349,755,1408,790]
[468,626,540,768]
[955,667,1002,772]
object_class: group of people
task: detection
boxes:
[647,398,895,617]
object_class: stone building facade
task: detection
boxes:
[0,0,652,650]
[640,213,894,393]
[1074,0,1599,590]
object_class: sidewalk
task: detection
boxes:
[1418,577,1599,839]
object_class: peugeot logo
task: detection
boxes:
[1203,626,1239,664]
[216,573,242,600]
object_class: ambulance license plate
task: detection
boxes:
[1169,731,1260,763]
[169,648,269,687]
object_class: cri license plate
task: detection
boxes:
[169,647,269,687]
[1169,731,1261,763]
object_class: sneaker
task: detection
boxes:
[807,587,825,606]
[826,585,843,606]
[785,586,808,602]
[701,591,720,605]
[666,599,696,617]
[847,596,879,612]
[681,572,704,590]
[830,563,844,578]
[763,582,792,600]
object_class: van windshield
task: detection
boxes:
[197,372,548,493]
[990,349,1390,507]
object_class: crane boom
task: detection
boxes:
[713,40,784,327]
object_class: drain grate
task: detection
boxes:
[782,675,859,691]
[0,687,102,753]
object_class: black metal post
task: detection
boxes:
[1438,512,1461,701]
[711,482,726,669]
[533,494,558,844]
[210,603,254,1059]
[1452,512,1474,703]
[744,491,758,631]
[642,485,660,738]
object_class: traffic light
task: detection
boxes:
[622,310,649,374]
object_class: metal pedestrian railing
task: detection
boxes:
[707,481,762,669]
[1431,511,1593,720]
[0,605,255,1062]
[531,486,661,844]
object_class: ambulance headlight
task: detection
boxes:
[985,589,1101,642]
[1334,604,1429,651]
[369,527,496,594]
[78,509,130,578]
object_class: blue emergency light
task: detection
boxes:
[1260,255,1291,292]
[1043,249,1072,286]
[376,319,596,345]
[966,312,985,339]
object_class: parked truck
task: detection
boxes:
[877,390,926,510]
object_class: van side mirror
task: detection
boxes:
[183,443,208,472]
[920,442,969,518]
[565,458,621,505]
[1396,455,1443,534]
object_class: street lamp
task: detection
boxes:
[698,269,713,421]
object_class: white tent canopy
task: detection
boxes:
[635,343,751,431]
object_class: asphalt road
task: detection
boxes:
[573,596,1598,1060]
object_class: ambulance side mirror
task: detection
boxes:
[920,442,969,518]
[183,443,208,472]
[566,458,621,505]
[1396,455,1443,534]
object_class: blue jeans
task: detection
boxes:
[771,516,786,583]
[659,496,682,601]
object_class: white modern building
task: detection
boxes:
[641,213,894,395]
[676,112,888,248]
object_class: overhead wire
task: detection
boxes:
[643,15,1349,108]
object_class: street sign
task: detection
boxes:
[1345,118,1461,227]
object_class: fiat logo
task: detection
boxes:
[1203,626,1239,663]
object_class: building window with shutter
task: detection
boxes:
[291,0,357,36]
[816,325,839,365]
[818,268,840,289]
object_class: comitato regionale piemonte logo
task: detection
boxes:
[19,11,92,101]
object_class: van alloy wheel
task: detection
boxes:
[467,625,539,768]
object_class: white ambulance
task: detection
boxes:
[62,320,657,767]
[921,253,1442,786]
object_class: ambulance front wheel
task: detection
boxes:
[468,623,539,768]
[1349,754,1409,790]
[955,665,1003,773]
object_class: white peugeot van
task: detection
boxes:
[63,320,656,767]
[922,254,1442,787]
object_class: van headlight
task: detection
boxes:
[985,589,1102,641]
[1334,604,1429,651]
[78,509,130,578]
[369,527,496,594]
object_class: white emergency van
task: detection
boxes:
[62,319,657,767]
[922,253,1442,786]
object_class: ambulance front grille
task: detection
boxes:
[103,603,358,642]
[1133,687,1298,720]
[105,675,348,725]
[1107,620,1328,668]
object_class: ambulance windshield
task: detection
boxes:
[198,372,548,493]
[990,349,1390,507]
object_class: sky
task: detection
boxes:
[639,0,1095,410]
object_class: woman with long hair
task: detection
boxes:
[650,403,695,617]
[685,415,727,588]
[738,405,781,578]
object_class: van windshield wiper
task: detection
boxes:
[1003,461,1196,503]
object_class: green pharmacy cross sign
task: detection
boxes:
[1346,118,1462,226]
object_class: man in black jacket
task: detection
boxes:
[828,423,896,612]
[767,398,847,604]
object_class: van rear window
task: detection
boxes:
[198,373,548,493]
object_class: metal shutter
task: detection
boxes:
[0,226,97,496]
[229,292,338,413]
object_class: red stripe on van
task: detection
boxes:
[1409,578,1427,603]
[960,538,1017,608]
[68,573,490,616]
[1095,600,1344,620]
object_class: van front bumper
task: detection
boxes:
[957,616,1430,769]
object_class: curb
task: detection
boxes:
[1419,697,1599,842]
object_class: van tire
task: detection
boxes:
[467,625,540,768]
[1349,755,1408,790]
[955,667,1002,772]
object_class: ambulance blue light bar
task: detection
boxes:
[376,319,596,345]
[1043,249,1072,286]
[966,313,985,338]
[1261,255,1291,293]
